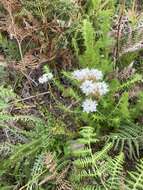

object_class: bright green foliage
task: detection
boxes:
[27,154,44,190]
[126,159,143,190]
[106,153,124,190]
[79,19,98,68]
[70,126,125,190]
[73,0,114,72]
[70,126,143,190]
[70,126,111,189]
[106,123,143,159]
[77,17,113,71]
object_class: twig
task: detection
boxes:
[12,91,50,104]
[115,0,125,62]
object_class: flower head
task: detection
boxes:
[94,82,109,96]
[72,68,90,81]
[82,99,98,113]
[80,80,109,97]
[80,80,95,96]
[38,73,53,84]
[90,69,103,80]
[72,68,103,82]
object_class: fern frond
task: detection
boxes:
[79,19,99,68]
[27,154,44,190]
[0,114,41,123]
[78,126,97,144]
[118,74,142,91]
[126,159,143,190]
[74,156,93,168]
[82,19,94,52]
[119,25,143,57]
[31,154,44,177]
[106,153,124,190]
[105,123,143,159]
[72,147,91,157]
[0,138,43,173]
[0,142,13,159]
[75,185,97,190]
[0,85,16,109]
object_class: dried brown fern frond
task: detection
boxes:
[120,42,143,56]
[117,62,135,81]
[44,152,57,173]
[0,0,21,13]
[56,180,72,190]
[39,152,72,190]
[112,6,143,58]
[128,84,143,98]
[39,152,57,186]
[107,62,135,82]
[9,49,56,72]
[119,25,143,56]
[56,164,72,190]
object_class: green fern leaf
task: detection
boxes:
[126,159,143,190]
[107,153,124,190]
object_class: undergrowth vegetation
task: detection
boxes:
[0,0,143,189]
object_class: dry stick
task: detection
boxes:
[9,91,50,113]
[115,0,125,62]
[12,91,50,104]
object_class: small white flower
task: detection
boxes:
[80,80,109,96]
[57,19,66,27]
[94,82,109,96]
[80,80,95,96]
[72,68,90,81]
[38,73,53,84]
[82,99,98,113]
[72,68,103,81]
[46,72,53,80]
[38,74,48,84]
[90,69,103,80]
[72,70,83,80]
[57,19,71,28]
[9,33,14,40]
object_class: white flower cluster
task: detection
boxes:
[72,68,103,81]
[72,68,109,113]
[82,99,97,113]
[80,80,108,96]
[38,72,53,84]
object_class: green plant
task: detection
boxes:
[73,0,114,72]
[69,126,124,190]
[126,159,143,190]
[69,126,143,190]
[0,84,69,189]
[0,33,20,61]
[105,123,143,159]
[68,13,143,159]
[1,1,143,190]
